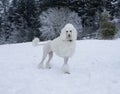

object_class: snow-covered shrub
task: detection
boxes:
[39,7,82,40]
[101,22,116,39]
[99,10,116,39]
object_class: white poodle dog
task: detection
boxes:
[32,23,77,74]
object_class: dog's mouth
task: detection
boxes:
[69,40,72,42]
[66,37,73,42]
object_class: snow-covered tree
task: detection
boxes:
[0,0,11,44]
[6,0,40,43]
[39,7,82,40]
[112,17,120,38]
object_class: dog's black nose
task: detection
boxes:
[68,34,71,37]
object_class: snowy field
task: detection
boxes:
[0,40,120,94]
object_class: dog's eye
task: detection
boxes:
[70,30,72,32]
[66,31,68,32]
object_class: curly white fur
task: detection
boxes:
[33,23,77,74]
[32,37,40,46]
[50,24,77,57]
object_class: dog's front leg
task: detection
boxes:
[62,57,70,74]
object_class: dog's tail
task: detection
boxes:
[32,37,44,46]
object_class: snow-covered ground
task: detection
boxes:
[0,40,120,94]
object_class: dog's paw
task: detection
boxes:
[38,63,44,69]
[62,64,70,74]
[64,72,70,74]
[46,63,51,69]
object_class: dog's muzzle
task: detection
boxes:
[67,34,72,42]
[69,40,72,42]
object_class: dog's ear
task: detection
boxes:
[60,28,66,40]
[72,27,77,40]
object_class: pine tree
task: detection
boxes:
[7,0,40,43]
[0,0,11,44]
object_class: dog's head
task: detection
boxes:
[60,23,77,42]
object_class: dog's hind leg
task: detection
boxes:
[38,43,50,69]
[46,51,53,69]
[38,51,47,69]
[62,57,70,74]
